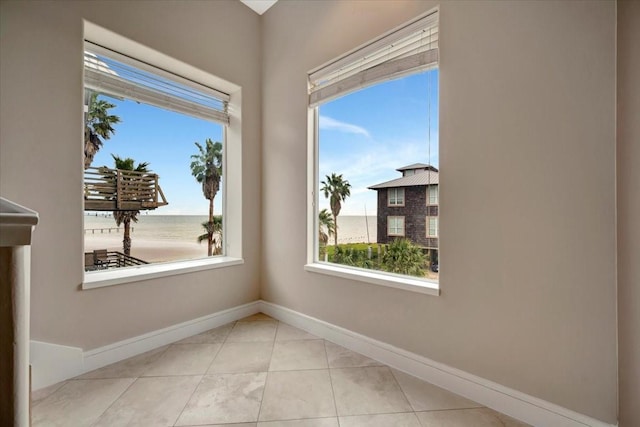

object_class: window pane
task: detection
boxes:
[316,69,438,281]
[84,90,225,272]
[428,185,438,205]
[427,217,438,237]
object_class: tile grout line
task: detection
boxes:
[138,344,172,378]
[88,377,139,427]
[172,319,236,427]
[386,366,428,425]
[323,339,341,427]
[255,319,279,423]
[389,365,419,413]
[30,381,68,409]
[201,321,233,374]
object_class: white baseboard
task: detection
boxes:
[258,300,616,427]
[30,341,83,390]
[29,299,615,427]
[83,301,260,373]
[30,300,260,390]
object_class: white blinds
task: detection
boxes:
[308,10,439,107]
[84,43,230,125]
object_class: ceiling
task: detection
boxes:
[240,0,278,15]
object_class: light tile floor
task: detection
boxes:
[31,313,531,427]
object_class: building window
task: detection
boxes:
[306,9,439,292]
[388,188,405,206]
[388,216,405,236]
[427,216,438,237]
[82,37,242,286]
[428,185,439,205]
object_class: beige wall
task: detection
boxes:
[617,1,640,426]
[0,0,626,424]
[0,0,262,349]
[261,1,617,423]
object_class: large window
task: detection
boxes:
[428,185,439,205]
[427,216,438,237]
[307,10,440,291]
[388,216,405,236]
[388,188,405,206]
[82,38,242,284]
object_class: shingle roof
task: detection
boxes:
[368,170,439,189]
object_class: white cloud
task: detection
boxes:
[319,115,370,137]
[318,138,439,215]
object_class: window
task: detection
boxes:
[388,216,405,236]
[82,32,242,288]
[306,10,439,293]
[428,185,439,205]
[388,188,405,206]
[427,216,438,237]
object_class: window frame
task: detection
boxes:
[427,216,438,238]
[387,216,406,237]
[81,22,243,290]
[388,188,405,207]
[304,9,440,297]
[427,184,439,205]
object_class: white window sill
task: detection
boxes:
[304,262,439,296]
[83,256,244,290]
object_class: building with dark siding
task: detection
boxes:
[368,163,439,263]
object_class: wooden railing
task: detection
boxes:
[84,227,134,234]
[84,166,168,211]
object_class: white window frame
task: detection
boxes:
[304,9,440,296]
[388,188,405,207]
[82,22,243,290]
[428,185,439,205]
[427,216,438,237]
[387,216,405,236]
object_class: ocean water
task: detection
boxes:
[84,214,377,244]
[333,215,377,244]
[84,214,209,241]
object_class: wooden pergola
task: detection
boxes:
[84,166,168,211]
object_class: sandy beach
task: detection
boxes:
[84,234,209,263]
[83,214,376,265]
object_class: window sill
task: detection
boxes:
[304,262,439,296]
[83,256,244,290]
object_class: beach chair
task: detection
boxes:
[93,249,109,269]
[84,252,95,271]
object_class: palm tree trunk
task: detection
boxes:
[208,197,214,257]
[123,218,131,256]
[83,130,94,170]
[333,214,338,247]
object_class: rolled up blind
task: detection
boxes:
[84,42,230,125]
[309,10,438,107]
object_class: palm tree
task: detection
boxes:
[197,215,223,255]
[84,91,121,169]
[318,209,335,260]
[190,139,223,256]
[111,155,149,256]
[320,173,351,247]
[318,209,335,246]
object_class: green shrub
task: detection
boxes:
[380,238,426,277]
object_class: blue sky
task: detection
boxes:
[318,69,439,215]
[90,68,438,216]
[90,98,224,215]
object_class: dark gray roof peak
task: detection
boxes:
[368,169,439,189]
[395,163,438,172]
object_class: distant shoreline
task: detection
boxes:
[84,214,377,246]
